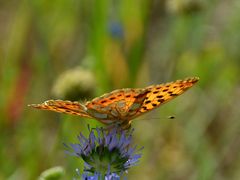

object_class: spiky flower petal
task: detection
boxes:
[66,126,142,179]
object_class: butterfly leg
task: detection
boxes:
[119,120,132,130]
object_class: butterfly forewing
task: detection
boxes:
[29,100,92,118]
[136,77,199,115]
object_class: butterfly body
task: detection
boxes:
[29,77,199,129]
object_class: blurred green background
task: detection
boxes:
[1,0,240,179]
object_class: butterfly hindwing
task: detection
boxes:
[85,88,146,120]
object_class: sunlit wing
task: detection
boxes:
[28,100,92,118]
[132,77,199,118]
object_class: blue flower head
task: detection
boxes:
[108,21,124,40]
[66,126,142,179]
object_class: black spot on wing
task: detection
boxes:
[152,103,157,107]
[157,99,165,103]
[145,100,151,104]
[168,91,178,97]
[142,106,148,111]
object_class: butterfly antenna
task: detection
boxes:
[136,115,176,121]
[167,115,176,119]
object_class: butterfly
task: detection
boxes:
[29,77,199,129]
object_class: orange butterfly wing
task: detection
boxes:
[28,100,92,118]
[134,77,199,117]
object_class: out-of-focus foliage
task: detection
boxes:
[0,0,240,179]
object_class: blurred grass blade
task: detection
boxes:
[38,166,65,180]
